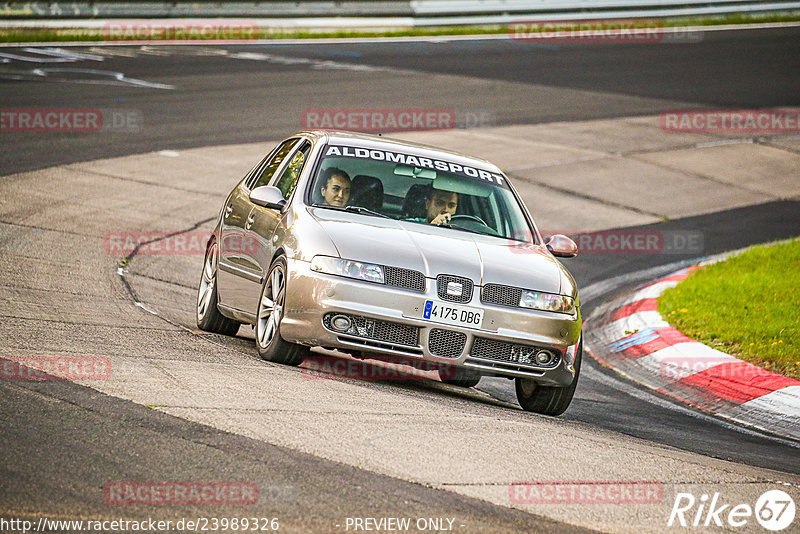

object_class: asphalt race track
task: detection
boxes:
[1,26,799,533]
[3,26,800,176]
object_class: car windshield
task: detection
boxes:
[308,144,536,243]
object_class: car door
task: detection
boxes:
[217,138,299,312]
[239,140,313,314]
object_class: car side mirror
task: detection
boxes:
[545,234,578,258]
[250,186,286,210]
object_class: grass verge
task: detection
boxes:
[1,11,800,44]
[658,239,800,379]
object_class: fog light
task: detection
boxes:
[535,350,555,366]
[331,314,352,332]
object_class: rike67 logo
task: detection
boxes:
[668,490,795,531]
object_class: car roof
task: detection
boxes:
[296,130,505,175]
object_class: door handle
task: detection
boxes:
[224,204,233,218]
[245,208,256,230]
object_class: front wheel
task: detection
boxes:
[196,241,241,336]
[515,339,582,416]
[255,256,308,366]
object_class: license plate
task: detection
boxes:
[422,300,484,329]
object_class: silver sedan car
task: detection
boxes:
[196,131,582,415]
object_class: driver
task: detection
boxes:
[408,188,458,225]
[319,168,351,207]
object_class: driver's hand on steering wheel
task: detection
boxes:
[431,212,452,225]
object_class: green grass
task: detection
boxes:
[661,11,800,27]
[658,239,800,379]
[1,11,800,43]
[0,25,507,44]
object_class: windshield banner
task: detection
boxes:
[323,145,506,186]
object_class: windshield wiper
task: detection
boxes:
[345,205,391,218]
[312,204,391,219]
[436,222,494,237]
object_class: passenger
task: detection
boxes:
[407,188,458,225]
[319,168,351,207]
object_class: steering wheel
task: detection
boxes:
[449,214,489,227]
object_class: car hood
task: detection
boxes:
[308,208,565,294]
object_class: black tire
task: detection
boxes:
[515,338,582,416]
[255,256,309,366]
[196,240,241,336]
[438,366,481,388]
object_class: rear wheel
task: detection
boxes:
[438,366,481,388]
[196,241,241,336]
[515,339,582,416]
[255,256,308,366]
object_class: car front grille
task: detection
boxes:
[470,337,560,368]
[384,266,426,292]
[436,274,473,303]
[428,329,467,358]
[481,283,522,307]
[323,313,419,347]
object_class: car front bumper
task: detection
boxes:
[281,258,581,386]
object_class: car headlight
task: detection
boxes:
[310,256,385,284]
[519,290,575,314]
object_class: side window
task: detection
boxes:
[273,142,311,199]
[249,139,298,190]
[242,155,269,186]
